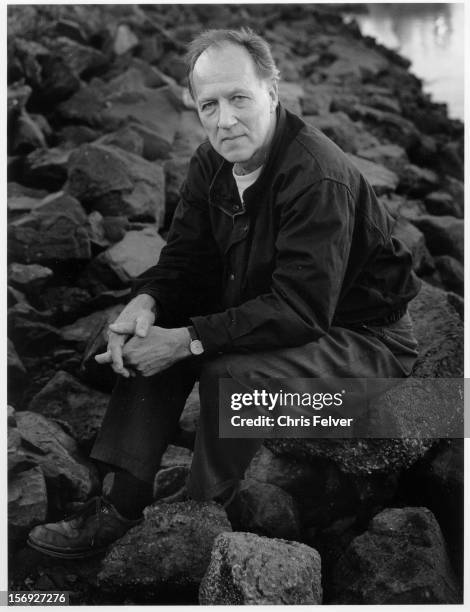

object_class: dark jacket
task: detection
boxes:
[136,105,420,355]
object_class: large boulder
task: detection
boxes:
[8,465,48,546]
[199,532,322,605]
[22,147,73,191]
[66,144,166,223]
[7,263,53,296]
[393,217,434,275]
[228,479,301,541]
[27,370,109,450]
[424,191,462,218]
[330,507,460,604]
[398,163,440,197]
[8,339,27,406]
[409,214,464,263]
[59,83,181,160]
[356,143,409,173]
[434,255,464,296]
[98,501,232,601]
[83,227,166,289]
[11,409,98,506]
[409,281,463,377]
[347,154,399,196]
[307,112,379,153]
[7,182,48,215]
[59,305,122,351]
[8,192,91,265]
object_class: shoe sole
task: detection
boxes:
[27,538,108,559]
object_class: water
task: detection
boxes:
[346,3,464,121]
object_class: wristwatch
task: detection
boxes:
[188,325,204,356]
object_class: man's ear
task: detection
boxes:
[268,79,279,112]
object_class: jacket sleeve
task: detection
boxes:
[133,156,223,326]
[191,178,356,354]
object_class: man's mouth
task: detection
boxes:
[222,135,244,142]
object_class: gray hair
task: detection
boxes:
[186,27,280,99]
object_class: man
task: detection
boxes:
[28,28,420,558]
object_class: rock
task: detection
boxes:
[424,191,462,218]
[86,211,110,250]
[7,182,48,215]
[8,339,27,406]
[7,263,53,295]
[38,55,81,105]
[101,216,129,243]
[330,507,460,604]
[278,81,304,115]
[434,256,464,296]
[57,124,100,148]
[246,445,321,497]
[84,227,166,289]
[326,38,388,81]
[302,83,334,115]
[39,285,92,322]
[199,532,322,605]
[228,479,301,541]
[28,370,109,450]
[60,84,181,160]
[392,217,434,275]
[410,215,464,263]
[23,146,72,191]
[8,466,48,546]
[439,141,463,180]
[403,439,464,580]
[409,281,463,377]
[160,444,193,469]
[349,104,419,149]
[8,319,62,356]
[66,144,166,223]
[98,501,232,600]
[176,383,200,447]
[101,83,181,158]
[11,111,48,155]
[163,157,190,220]
[447,292,463,321]
[8,192,91,265]
[12,410,98,505]
[347,154,399,196]
[113,24,139,55]
[356,143,409,173]
[7,82,32,117]
[172,110,206,158]
[59,305,122,350]
[398,164,440,197]
[153,466,189,502]
[267,436,433,477]
[442,176,464,217]
[45,36,107,79]
[308,112,379,153]
[97,127,144,157]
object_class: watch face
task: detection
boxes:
[190,339,204,355]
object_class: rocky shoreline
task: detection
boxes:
[8,4,463,605]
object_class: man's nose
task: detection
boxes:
[217,101,237,129]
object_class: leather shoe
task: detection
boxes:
[27,496,141,559]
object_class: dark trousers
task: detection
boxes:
[90,313,418,500]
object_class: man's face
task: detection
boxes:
[191,43,278,168]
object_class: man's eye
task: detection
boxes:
[201,102,216,112]
[232,96,246,103]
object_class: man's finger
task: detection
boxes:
[134,315,151,337]
[95,351,112,364]
[109,321,135,335]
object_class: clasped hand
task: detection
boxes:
[95,295,190,377]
